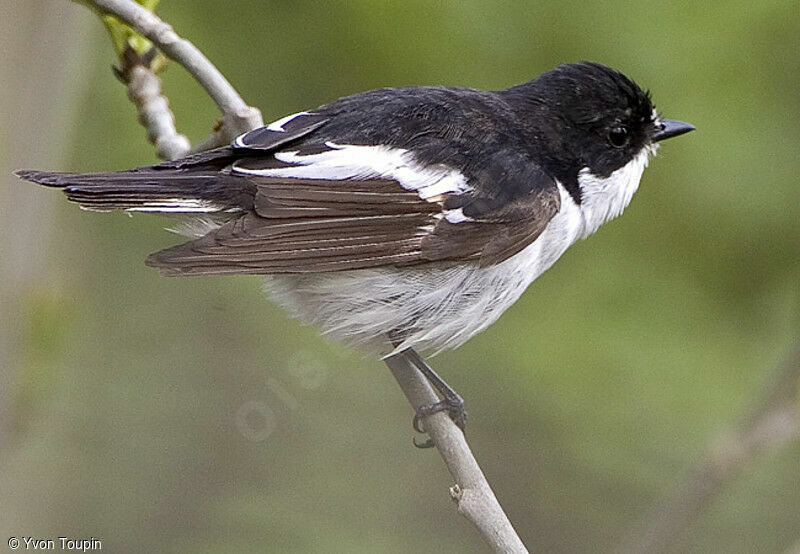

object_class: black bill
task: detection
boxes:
[653,119,695,142]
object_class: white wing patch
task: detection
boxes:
[123,199,221,213]
[443,207,470,223]
[233,111,312,147]
[266,111,310,132]
[232,142,471,206]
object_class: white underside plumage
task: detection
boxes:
[166,140,651,355]
[253,144,653,356]
[264,180,581,356]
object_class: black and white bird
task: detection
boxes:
[18,62,693,438]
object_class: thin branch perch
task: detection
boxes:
[385,350,529,553]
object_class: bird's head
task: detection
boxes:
[505,62,694,209]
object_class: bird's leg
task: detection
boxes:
[406,348,468,448]
[387,340,467,448]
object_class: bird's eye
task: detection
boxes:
[608,126,629,148]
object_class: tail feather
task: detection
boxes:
[16,159,256,213]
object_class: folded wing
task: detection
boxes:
[147,117,561,275]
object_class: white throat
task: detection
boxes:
[575,147,653,238]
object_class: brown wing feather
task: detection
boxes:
[253,177,440,218]
[422,187,561,266]
[147,200,438,275]
[146,159,561,276]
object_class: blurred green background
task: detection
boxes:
[1,1,799,552]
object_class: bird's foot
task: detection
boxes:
[412,392,467,449]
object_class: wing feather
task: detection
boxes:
[233,112,328,150]
[146,141,561,275]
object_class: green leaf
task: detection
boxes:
[78,0,163,58]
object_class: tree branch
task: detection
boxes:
[385,351,529,553]
[118,48,190,160]
[75,1,527,551]
[618,345,800,554]
[82,0,263,158]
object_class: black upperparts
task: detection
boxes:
[280,62,660,205]
[19,62,666,213]
[499,62,658,202]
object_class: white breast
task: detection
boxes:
[263,182,586,356]
[576,147,652,238]
[262,146,653,356]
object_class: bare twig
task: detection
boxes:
[385,351,529,553]
[618,345,800,554]
[82,0,263,156]
[118,48,191,160]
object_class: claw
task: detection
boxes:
[411,397,468,448]
[412,413,426,434]
[386,345,469,449]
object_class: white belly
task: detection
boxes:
[264,183,585,356]
[258,140,652,356]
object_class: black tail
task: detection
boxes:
[16,147,255,213]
